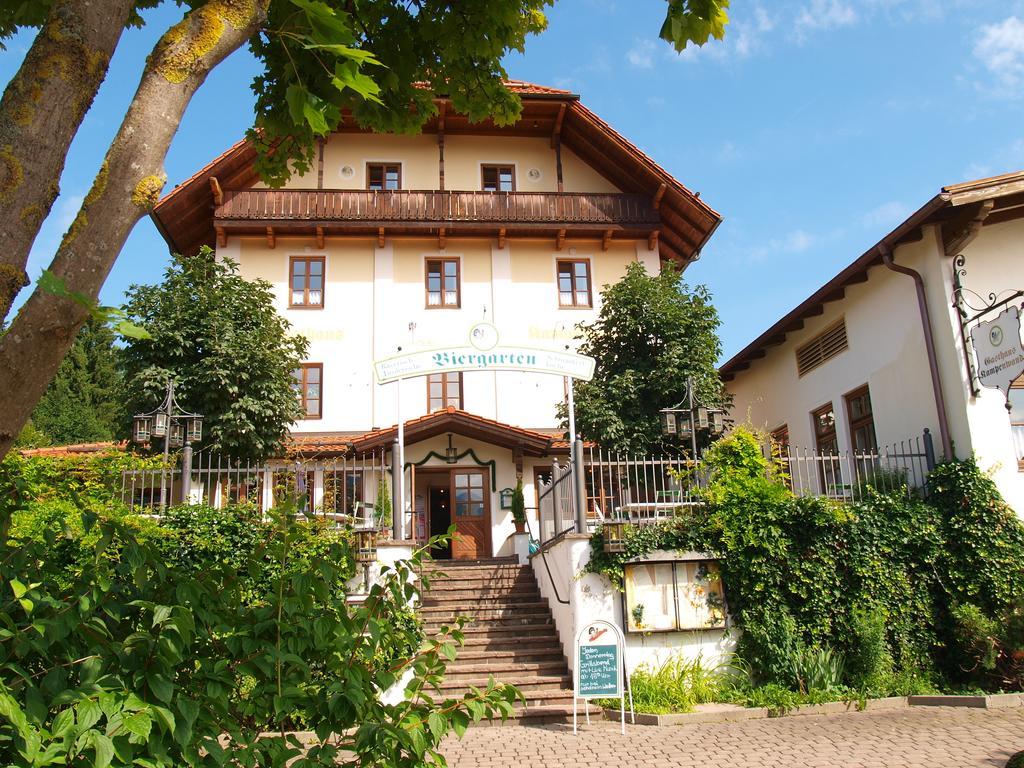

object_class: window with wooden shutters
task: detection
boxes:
[425,258,460,308]
[289,256,325,308]
[367,163,401,190]
[427,372,463,411]
[795,319,848,376]
[481,165,515,192]
[292,363,322,419]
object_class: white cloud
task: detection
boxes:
[748,228,818,261]
[626,39,656,69]
[795,0,858,39]
[861,200,911,229]
[973,16,1024,96]
[717,140,742,163]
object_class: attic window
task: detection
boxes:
[795,319,848,377]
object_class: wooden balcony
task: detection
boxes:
[214,189,661,247]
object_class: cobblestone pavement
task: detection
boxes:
[441,707,1024,768]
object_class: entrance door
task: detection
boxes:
[451,469,490,560]
[428,485,452,559]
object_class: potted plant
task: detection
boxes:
[511,478,527,534]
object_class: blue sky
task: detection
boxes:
[3,0,1023,362]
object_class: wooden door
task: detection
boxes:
[451,469,490,560]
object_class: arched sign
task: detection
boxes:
[373,322,595,383]
[573,619,633,734]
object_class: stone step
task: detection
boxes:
[423,613,555,631]
[438,674,572,693]
[457,635,561,651]
[445,661,568,678]
[420,601,550,616]
[421,583,540,598]
[420,593,542,607]
[424,617,555,635]
[421,564,527,579]
[453,647,564,662]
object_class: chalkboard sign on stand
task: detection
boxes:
[573,620,634,734]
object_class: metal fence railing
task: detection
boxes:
[532,429,937,546]
[120,449,390,521]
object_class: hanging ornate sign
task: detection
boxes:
[951,254,1024,400]
[374,322,596,383]
[970,305,1024,398]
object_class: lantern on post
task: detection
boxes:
[603,519,627,553]
[131,379,204,512]
[355,527,378,564]
[659,377,728,459]
[355,526,378,592]
[133,416,151,443]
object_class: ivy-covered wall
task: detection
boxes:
[585,429,1024,693]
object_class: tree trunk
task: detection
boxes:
[0,0,268,459]
[0,0,135,321]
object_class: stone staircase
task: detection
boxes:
[418,557,600,725]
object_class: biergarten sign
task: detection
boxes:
[969,305,1024,400]
[573,619,633,734]
[374,322,596,383]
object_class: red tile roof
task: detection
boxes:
[19,441,126,457]
[287,408,572,457]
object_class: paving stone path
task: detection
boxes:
[441,706,1024,768]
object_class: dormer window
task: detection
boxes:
[367,163,401,190]
[482,165,515,192]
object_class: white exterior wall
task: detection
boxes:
[234,235,654,434]
[531,536,735,676]
[726,218,1024,512]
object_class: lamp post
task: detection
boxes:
[659,377,727,460]
[132,379,204,511]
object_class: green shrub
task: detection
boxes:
[582,430,1024,697]
[792,645,844,694]
[734,603,798,688]
[606,654,729,714]
[845,605,893,691]
[0,499,520,767]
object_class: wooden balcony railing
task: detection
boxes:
[216,189,660,227]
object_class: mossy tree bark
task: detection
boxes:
[0,0,135,321]
[0,0,268,458]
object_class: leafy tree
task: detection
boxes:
[0,0,729,460]
[28,316,124,445]
[120,247,307,461]
[566,261,724,454]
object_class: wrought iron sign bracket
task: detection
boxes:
[951,253,1024,399]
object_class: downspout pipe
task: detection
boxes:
[879,244,953,460]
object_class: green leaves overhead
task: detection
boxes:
[660,0,730,51]
[249,0,553,186]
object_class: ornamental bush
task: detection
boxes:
[585,427,1024,695]
[0,457,519,767]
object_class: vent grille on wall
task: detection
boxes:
[795,319,848,377]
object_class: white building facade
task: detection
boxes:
[722,171,1024,513]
